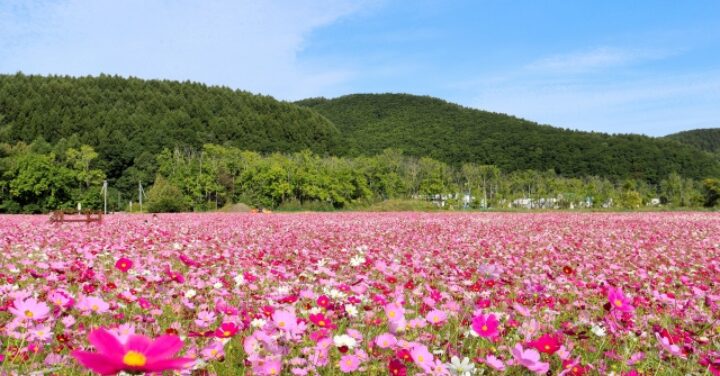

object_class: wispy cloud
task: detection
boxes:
[0,0,371,99]
[526,47,674,73]
[451,45,720,136]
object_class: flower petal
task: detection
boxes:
[71,350,125,375]
[145,335,183,360]
[87,328,124,356]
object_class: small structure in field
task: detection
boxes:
[49,210,103,224]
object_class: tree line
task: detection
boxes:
[4,140,717,213]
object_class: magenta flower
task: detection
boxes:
[339,354,360,372]
[115,257,133,273]
[72,328,193,375]
[9,297,50,321]
[607,287,634,313]
[471,313,499,338]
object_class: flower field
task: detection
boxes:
[1,212,719,375]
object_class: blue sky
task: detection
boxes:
[1,0,719,135]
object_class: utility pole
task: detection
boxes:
[101,180,108,214]
[138,182,146,212]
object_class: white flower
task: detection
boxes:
[251,318,267,328]
[345,304,358,317]
[234,274,245,286]
[276,285,290,295]
[333,334,357,349]
[328,289,346,300]
[349,255,366,267]
[591,324,606,337]
[184,289,197,299]
[213,282,223,289]
[308,307,323,315]
[447,356,476,376]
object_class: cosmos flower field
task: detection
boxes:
[1,213,719,375]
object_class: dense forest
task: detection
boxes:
[0,73,340,195]
[0,74,719,212]
[297,94,720,183]
[666,128,720,154]
[2,141,717,213]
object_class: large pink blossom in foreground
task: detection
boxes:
[71,328,193,375]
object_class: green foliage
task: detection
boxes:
[297,94,720,183]
[360,199,439,212]
[0,73,340,192]
[666,128,720,154]
[0,142,105,212]
[146,175,190,213]
[703,178,720,207]
[619,190,643,209]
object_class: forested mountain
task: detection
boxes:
[665,128,720,154]
[297,94,720,183]
[0,73,340,192]
[1,74,719,213]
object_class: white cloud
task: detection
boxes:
[466,71,720,136]
[526,47,674,73]
[0,0,368,99]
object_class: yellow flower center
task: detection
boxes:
[318,320,325,327]
[121,263,126,268]
[614,299,623,307]
[278,321,285,328]
[481,325,488,331]
[92,304,99,311]
[24,310,34,318]
[544,345,550,350]
[417,355,424,362]
[388,311,396,318]
[37,331,44,336]
[223,330,231,337]
[123,351,147,367]
[433,316,439,322]
[346,359,353,366]
[269,367,278,375]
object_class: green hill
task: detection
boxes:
[0,73,340,189]
[665,128,720,154]
[297,93,720,183]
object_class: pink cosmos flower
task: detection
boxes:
[9,297,50,321]
[486,354,506,371]
[471,313,499,338]
[77,296,110,314]
[410,344,434,373]
[254,358,283,375]
[115,257,133,273]
[339,354,360,372]
[656,333,686,358]
[201,340,225,360]
[375,333,398,349]
[273,310,298,332]
[607,287,634,313]
[384,303,405,322]
[511,343,550,374]
[72,328,193,375]
[215,322,239,339]
[528,333,562,355]
[425,309,447,326]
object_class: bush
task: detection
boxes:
[360,199,440,212]
[146,176,190,213]
[704,178,720,207]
